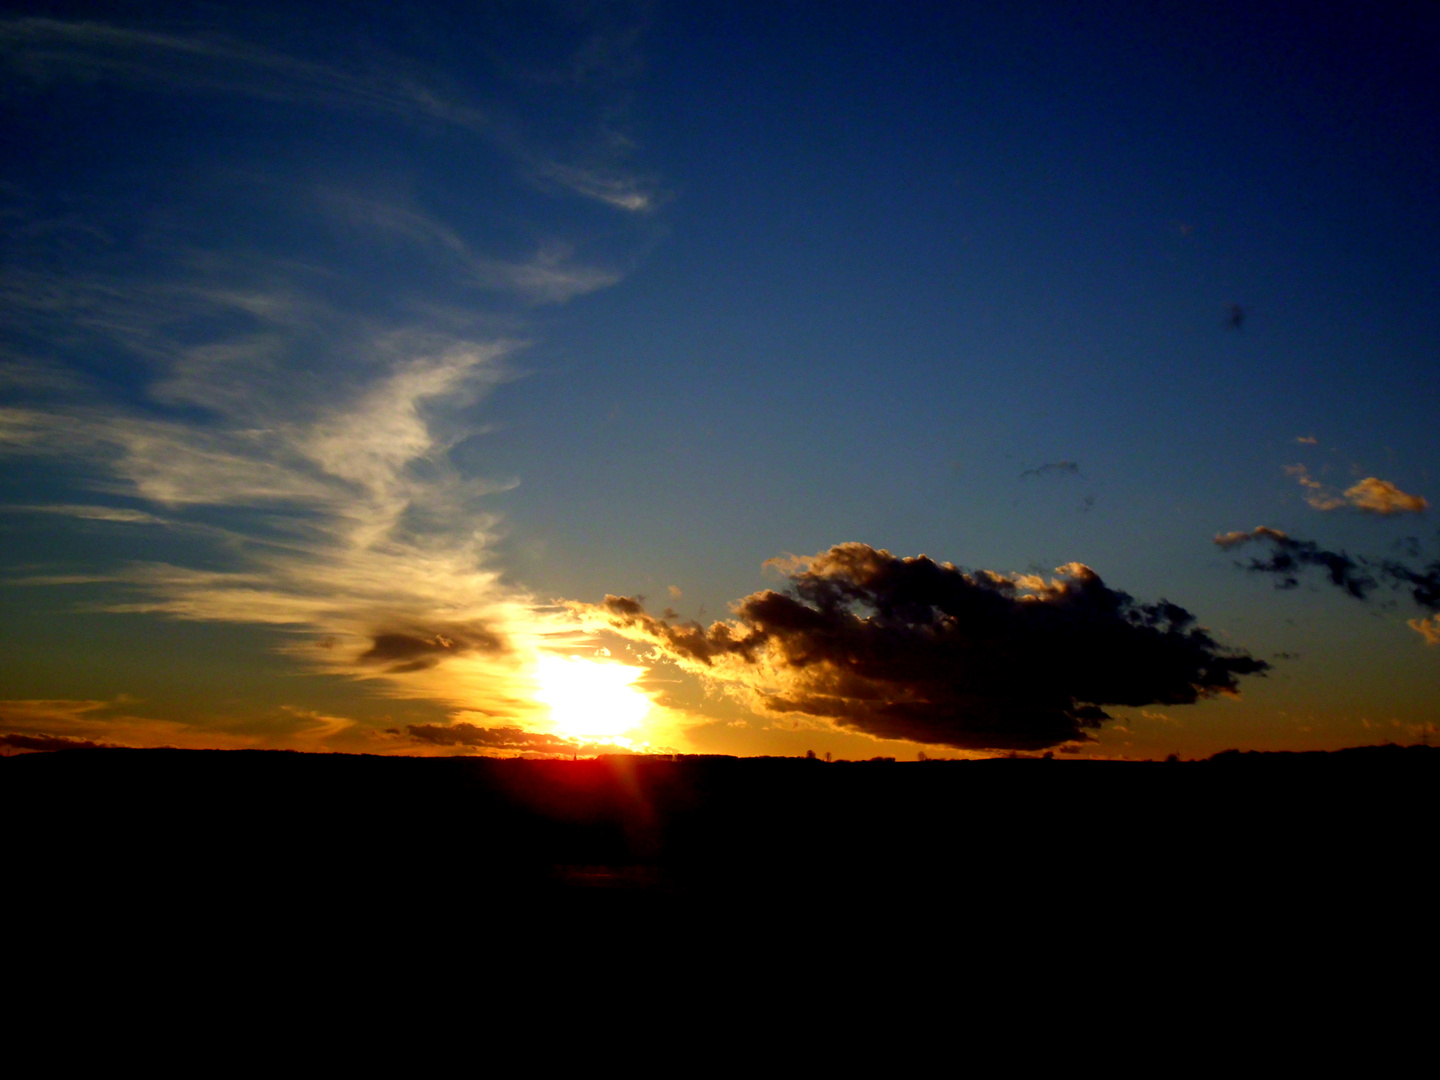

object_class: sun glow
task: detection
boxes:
[534,654,652,739]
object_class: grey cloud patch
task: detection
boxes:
[1378,558,1440,612]
[1019,461,1080,480]
[360,625,505,673]
[587,543,1268,752]
[1216,528,1440,622]
[1215,527,1375,599]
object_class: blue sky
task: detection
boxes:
[2,2,1436,758]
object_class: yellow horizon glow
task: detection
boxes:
[534,654,652,740]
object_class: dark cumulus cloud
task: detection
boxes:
[1019,461,1080,480]
[359,624,504,673]
[405,723,625,757]
[588,543,1268,751]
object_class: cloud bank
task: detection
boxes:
[577,543,1268,751]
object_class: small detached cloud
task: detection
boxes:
[1019,461,1080,480]
[531,161,656,213]
[1296,436,1318,445]
[1284,465,1427,515]
[1407,615,1440,645]
[1344,477,1428,516]
[1284,464,1347,511]
[358,624,505,674]
[574,543,1268,752]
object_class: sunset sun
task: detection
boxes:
[534,655,652,740]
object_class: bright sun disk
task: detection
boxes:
[534,654,652,739]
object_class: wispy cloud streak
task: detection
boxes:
[0,16,656,213]
[0,7,668,749]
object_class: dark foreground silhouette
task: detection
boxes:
[7,745,1433,939]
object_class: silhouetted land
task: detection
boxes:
[7,746,1433,940]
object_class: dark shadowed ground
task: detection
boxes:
[8,745,1436,1016]
[8,746,1433,924]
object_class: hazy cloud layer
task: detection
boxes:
[2,338,567,714]
[0,698,204,749]
[0,731,114,752]
[0,270,576,720]
[7,504,165,524]
[0,11,658,735]
[405,722,629,757]
[317,193,622,305]
[577,543,1268,751]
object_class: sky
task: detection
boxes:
[2,1,1437,760]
